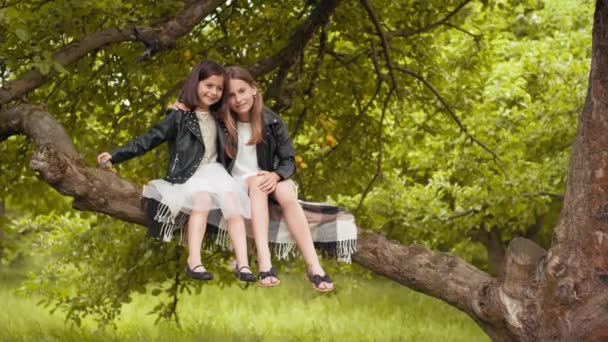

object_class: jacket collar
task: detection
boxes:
[262,107,279,127]
[184,111,205,144]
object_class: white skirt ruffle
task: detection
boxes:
[142,162,251,220]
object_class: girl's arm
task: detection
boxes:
[108,109,179,164]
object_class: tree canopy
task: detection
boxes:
[1,0,603,339]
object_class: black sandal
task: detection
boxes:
[234,265,256,283]
[185,264,213,281]
[258,266,281,287]
[307,273,334,292]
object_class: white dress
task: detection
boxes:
[142,111,251,226]
[230,121,261,192]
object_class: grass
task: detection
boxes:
[0,264,489,341]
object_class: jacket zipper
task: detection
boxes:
[171,153,180,172]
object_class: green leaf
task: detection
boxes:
[52,61,69,74]
[15,28,30,41]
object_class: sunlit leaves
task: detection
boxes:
[0,0,595,327]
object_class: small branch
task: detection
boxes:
[449,208,480,220]
[443,22,482,41]
[521,191,564,200]
[249,0,341,78]
[360,0,398,90]
[291,23,328,138]
[386,0,473,39]
[391,64,508,178]
[312,48,383,163]
[356,85,395,214]
[170,246,182,326]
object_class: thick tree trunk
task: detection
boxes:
[0,201,4,271]
[1,1,608,341]
[535,0,608,339]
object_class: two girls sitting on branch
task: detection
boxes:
[98,60,357,292]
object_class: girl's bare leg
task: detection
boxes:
[187,209,210,270]
[187,192,212,270]
[225,215,252,273]
[273,180,333,291]
[248,176,278,285]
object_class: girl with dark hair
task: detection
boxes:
[97,60,256,283]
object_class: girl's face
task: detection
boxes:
[197,74,224,110]
[228,78,257,118]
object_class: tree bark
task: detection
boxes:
[475,227,507,277]
[0,200,4,271]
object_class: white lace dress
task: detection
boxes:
[142,111,251,229]
[230,121,261,192]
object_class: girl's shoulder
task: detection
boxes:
[165,107,188,119]
[165,108,202,124]
[262,107,284,126]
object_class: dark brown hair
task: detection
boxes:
[224,66,264,158]
[178,60,229,116]
[178,60,233,157]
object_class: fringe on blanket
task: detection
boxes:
[141,198,357,262]
[142,197,188,242]
[315,240,358,263]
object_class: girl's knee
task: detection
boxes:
[247,176,266,196]
[225,215,245,227]
[274,182,298,205]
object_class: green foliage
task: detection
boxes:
[0,0,595,329]
[7,213,238,327]
[314,0,592,269]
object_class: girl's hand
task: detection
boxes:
[169,100,189,111]
[257,171,281,193]
[97,152,112,167]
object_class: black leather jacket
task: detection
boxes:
[224,107,296,180]
[110,109,228,184]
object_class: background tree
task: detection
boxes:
[1,0,604,340]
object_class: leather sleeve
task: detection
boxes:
[272,116,296,180]
[110,110,179,164]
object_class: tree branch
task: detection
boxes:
[0,0,225,106]
[360,0,398,90]
[0,104,145,224]
[386,0,473,39]
[353,231,514,340]
[248,0,341,78]
[291,24,328,138]
[2,102,554,340]
[391,64,508,178]
[355,85,394,214]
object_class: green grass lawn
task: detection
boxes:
[0,264,489,341]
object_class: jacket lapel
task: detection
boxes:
[185,111,205,145]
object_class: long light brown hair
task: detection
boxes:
[223,66,264,158]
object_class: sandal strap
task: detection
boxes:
[309,273,333,287]
[238,265,252,272]
[190,264,205,272]
[234,265,256,282]
[258,266,278,280]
